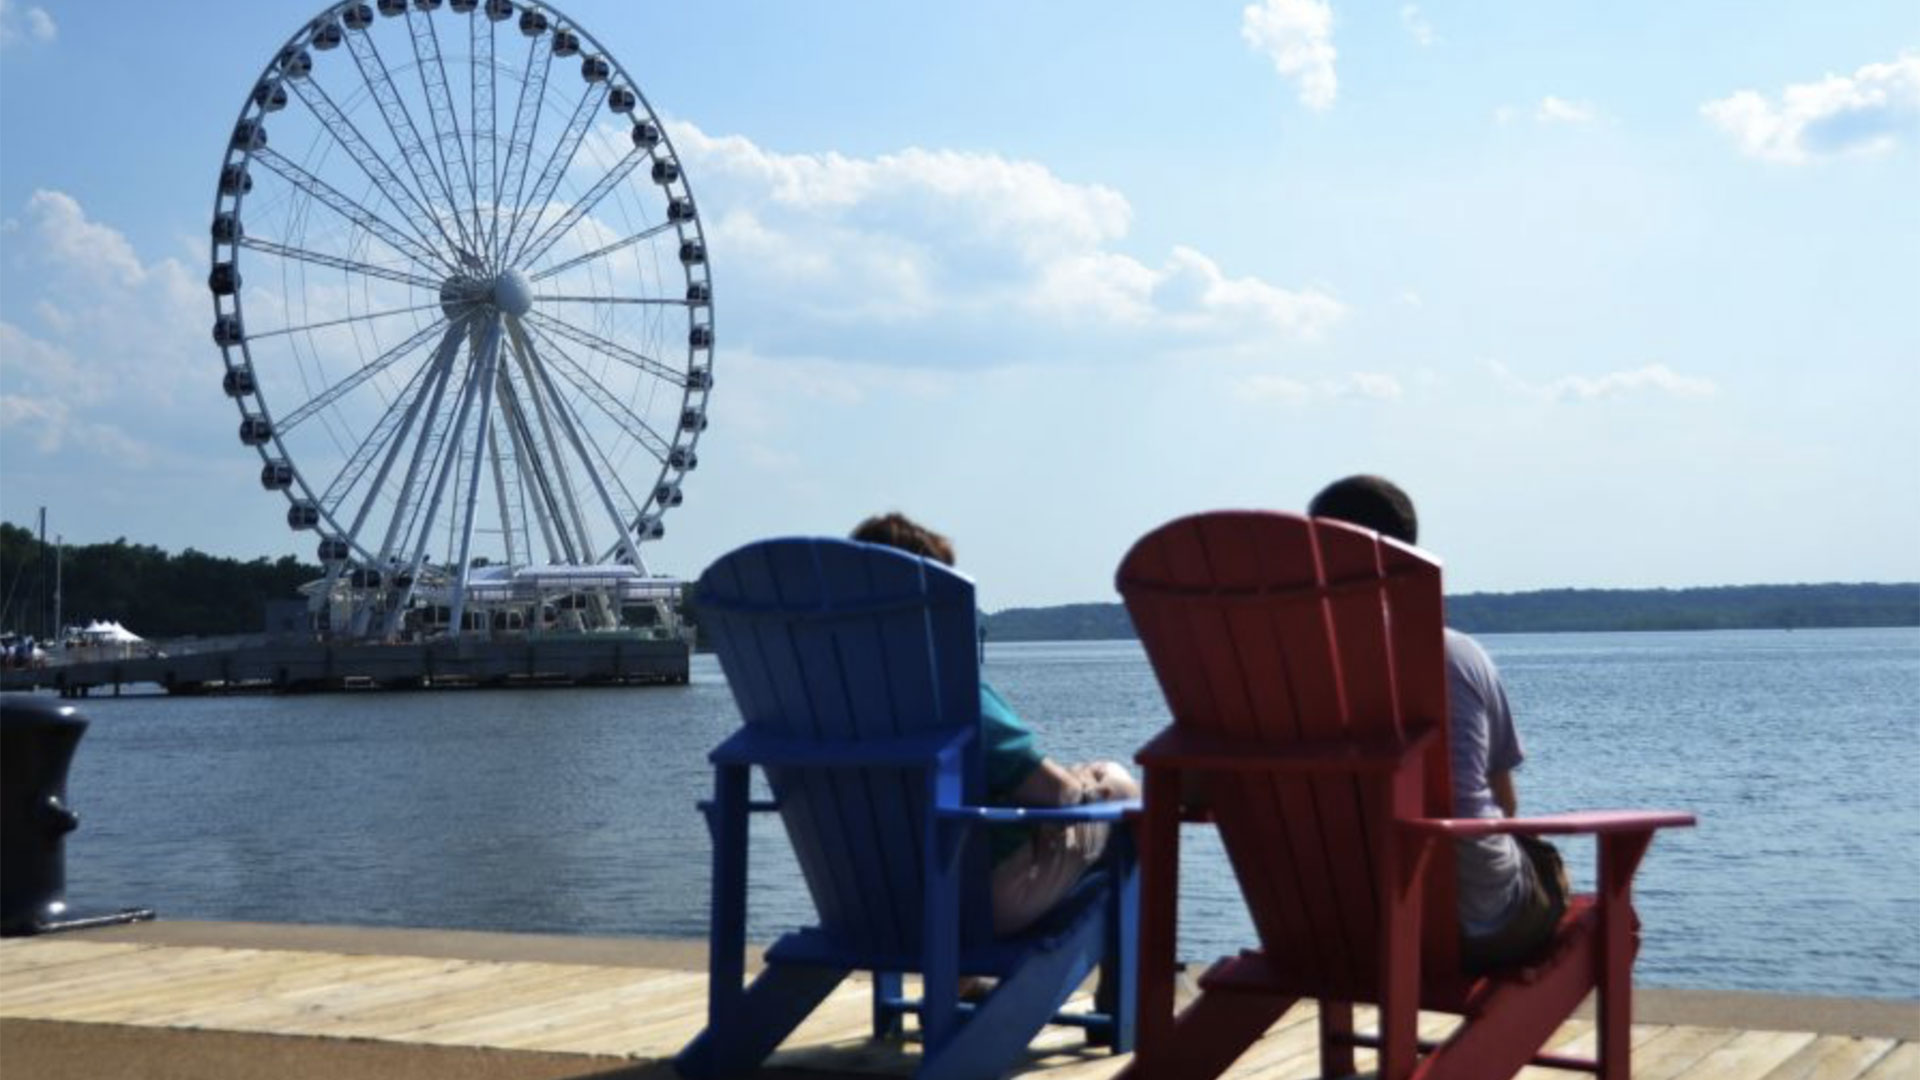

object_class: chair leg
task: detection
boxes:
[1598,834,1651,1080]
[874,970,905,1039]
[1318,999,1355,1078]
[1092,830,1140,1052]
[1112,985,1297,1080]
[918,910,1106,1080]
[676,963,850,1079]
[1131,767,1181,1072]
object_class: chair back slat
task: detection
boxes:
[700,538,986,959]
[1118,512,1458,994]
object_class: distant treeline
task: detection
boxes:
[7,520,1913,643]
[0,522,320,640]
[986,583,1920,641]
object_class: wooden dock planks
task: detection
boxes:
[0,937,1909,1079]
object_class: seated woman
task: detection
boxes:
[852,512,1140,936]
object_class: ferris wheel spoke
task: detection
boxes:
[372,326,469,568]
[403,8,482,260]
[284,75,465,269]
[482,402,525,567]
[497,32,556,267]
[341,20,479,259]
[517,318,672,462]
[499,80,608,267]
[394,320,502,601]
[498,380,578,563]
[499,323,600,561]
[532,294,689,306]
[527,222,677,282]
[237,236,442,292]
[505,319,646,566]
[248,301,446,342]
[318,353,434,524]
[252,148,451,278]
[470,13,499,266]
[522,310,689,387]
[493,386,566,562]
[319,321,464,531]
[278,317,451,433]
[515,147,648,270]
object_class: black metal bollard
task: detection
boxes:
[0,695,152,935]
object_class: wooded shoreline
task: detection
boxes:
[5,523,1915,641]
[986,583,1920,640]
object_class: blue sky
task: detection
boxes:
[2,1,1916,610]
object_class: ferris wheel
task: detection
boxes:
[209,0,711,641]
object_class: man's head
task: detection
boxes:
[1308,475,1419,545]
[851,512,955,566]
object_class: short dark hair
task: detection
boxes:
[851,512,955,565]
[1308,475,1418,545]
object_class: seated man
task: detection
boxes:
[852,512,1140,936]
[1308,476,1569,972]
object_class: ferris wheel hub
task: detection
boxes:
[438,268,534,319]
[492,268,534,317]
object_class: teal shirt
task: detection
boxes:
[980,682,1046,863]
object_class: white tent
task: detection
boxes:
[80,620,145,644]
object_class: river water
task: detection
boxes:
[52,627,1920,1000]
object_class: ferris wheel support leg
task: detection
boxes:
[505,317,648,571]
[447,317,506,638]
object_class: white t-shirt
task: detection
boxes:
[1445,629,1530,936]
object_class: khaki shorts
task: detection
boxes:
[1460,834,1571,974]
[990,761,1137,936]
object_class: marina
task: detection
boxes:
[0,633,690,697]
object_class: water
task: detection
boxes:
[54,628,1920,1000]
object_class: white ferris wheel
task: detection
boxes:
[210,0,712,642]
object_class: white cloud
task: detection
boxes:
[24,190,147,286]
[0,0,56,48]
[1537,96,1600,125]
[667,122,1344,363]
[1400,4,1436,48]
[1241,0,1338,111]
[675,126,1131,255]
[1496,97,1605,126]
[1156,246,1344,338]
[1235,371,1404,404]
[0,190,213,467]
[0,394,69,453]
[1490,360,1720,402]
[1703,54,1920,164]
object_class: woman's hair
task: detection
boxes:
[851,512,955,565]
[1308,475,1419,545]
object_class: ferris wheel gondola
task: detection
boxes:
[209,1,711,640]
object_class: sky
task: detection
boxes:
[2,1,1917,612]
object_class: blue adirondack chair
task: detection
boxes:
[675,537,1139,1080]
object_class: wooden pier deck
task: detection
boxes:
[1,924,1913,1079]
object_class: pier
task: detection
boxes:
[0,635,690,697]
[1,922,1912,1079]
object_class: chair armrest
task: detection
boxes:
[939,797,1142,825]
[1403,809,1696,838]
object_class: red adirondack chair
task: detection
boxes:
[1113,511,1694,1080]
